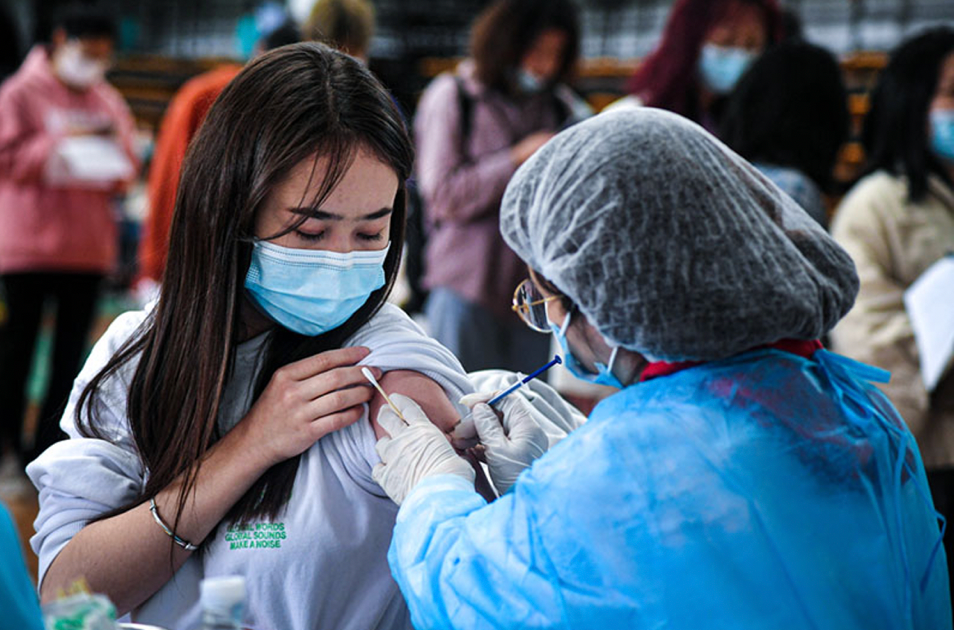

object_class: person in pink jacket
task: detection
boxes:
[0,9,137,471]
[415,0,586,374]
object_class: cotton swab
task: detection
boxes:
[361,367,406,422]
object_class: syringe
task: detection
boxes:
[450,355,562,449]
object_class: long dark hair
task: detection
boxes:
[76,43,413,534]
[470,0,580,95]
[53,5,116,41]
[628,0,781,121]
[721,41,848,192]
[862,27,954,202]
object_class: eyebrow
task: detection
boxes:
[289,207,393,221]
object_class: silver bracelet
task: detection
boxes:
[149,498,198,551]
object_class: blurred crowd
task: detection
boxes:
[0,0,953,622]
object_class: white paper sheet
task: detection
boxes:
[46,135,134,187]
[904,255,954,392]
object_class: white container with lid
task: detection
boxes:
[198,576,247,630]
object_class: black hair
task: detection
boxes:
[721,41,848,193]
[862,26,954,201]
[261,19,302,51]
[778,7,804,42]
[53,6,116,41]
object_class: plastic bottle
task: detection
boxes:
[197,576,246,630]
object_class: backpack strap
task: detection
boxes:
[453,74,475,161]
[552,92,572,128]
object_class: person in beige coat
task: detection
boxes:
[835,173,954,460]
[832,26,954,597]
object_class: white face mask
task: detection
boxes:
[54,42,108,90]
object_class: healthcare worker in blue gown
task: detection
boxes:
[371,109,952,629]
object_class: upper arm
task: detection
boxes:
[369,370,460,440]
[831,184,911,333]
[0,86,31,139]
[0,86,55,181]
[832,183,897,286]
[830,184,929,424]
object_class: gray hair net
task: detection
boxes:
[499,108,859,362]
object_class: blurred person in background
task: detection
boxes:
[136,21,301,298]
[304,0,375,63]
[415,0,588,373]
[721,41,849,229]
[0,8,137,474]
[830,27,954,595]
[612,0,780,133]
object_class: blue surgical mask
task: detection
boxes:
[517,69,546,94]
[930,109,954,163]
[698,43,755,95]
[245,241,390,336]
[549,311,624,389]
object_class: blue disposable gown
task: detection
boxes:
[388,349,951,629]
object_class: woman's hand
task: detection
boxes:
[511,131,555,166]
[242,346,380,466]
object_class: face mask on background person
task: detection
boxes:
[930,109,954,163]
[54,42,108,90]
[516,68,546,94]
[245,241,390,336]
[698,43,756,95]
[549,310,624,389]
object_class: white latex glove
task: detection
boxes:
[458,391,498,408]
[372,393,475,505]
[449,390,503,449]
[470,395,548,495]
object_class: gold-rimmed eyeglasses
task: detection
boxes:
[511,278,559,333]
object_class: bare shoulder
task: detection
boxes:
[369,370,459,440]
